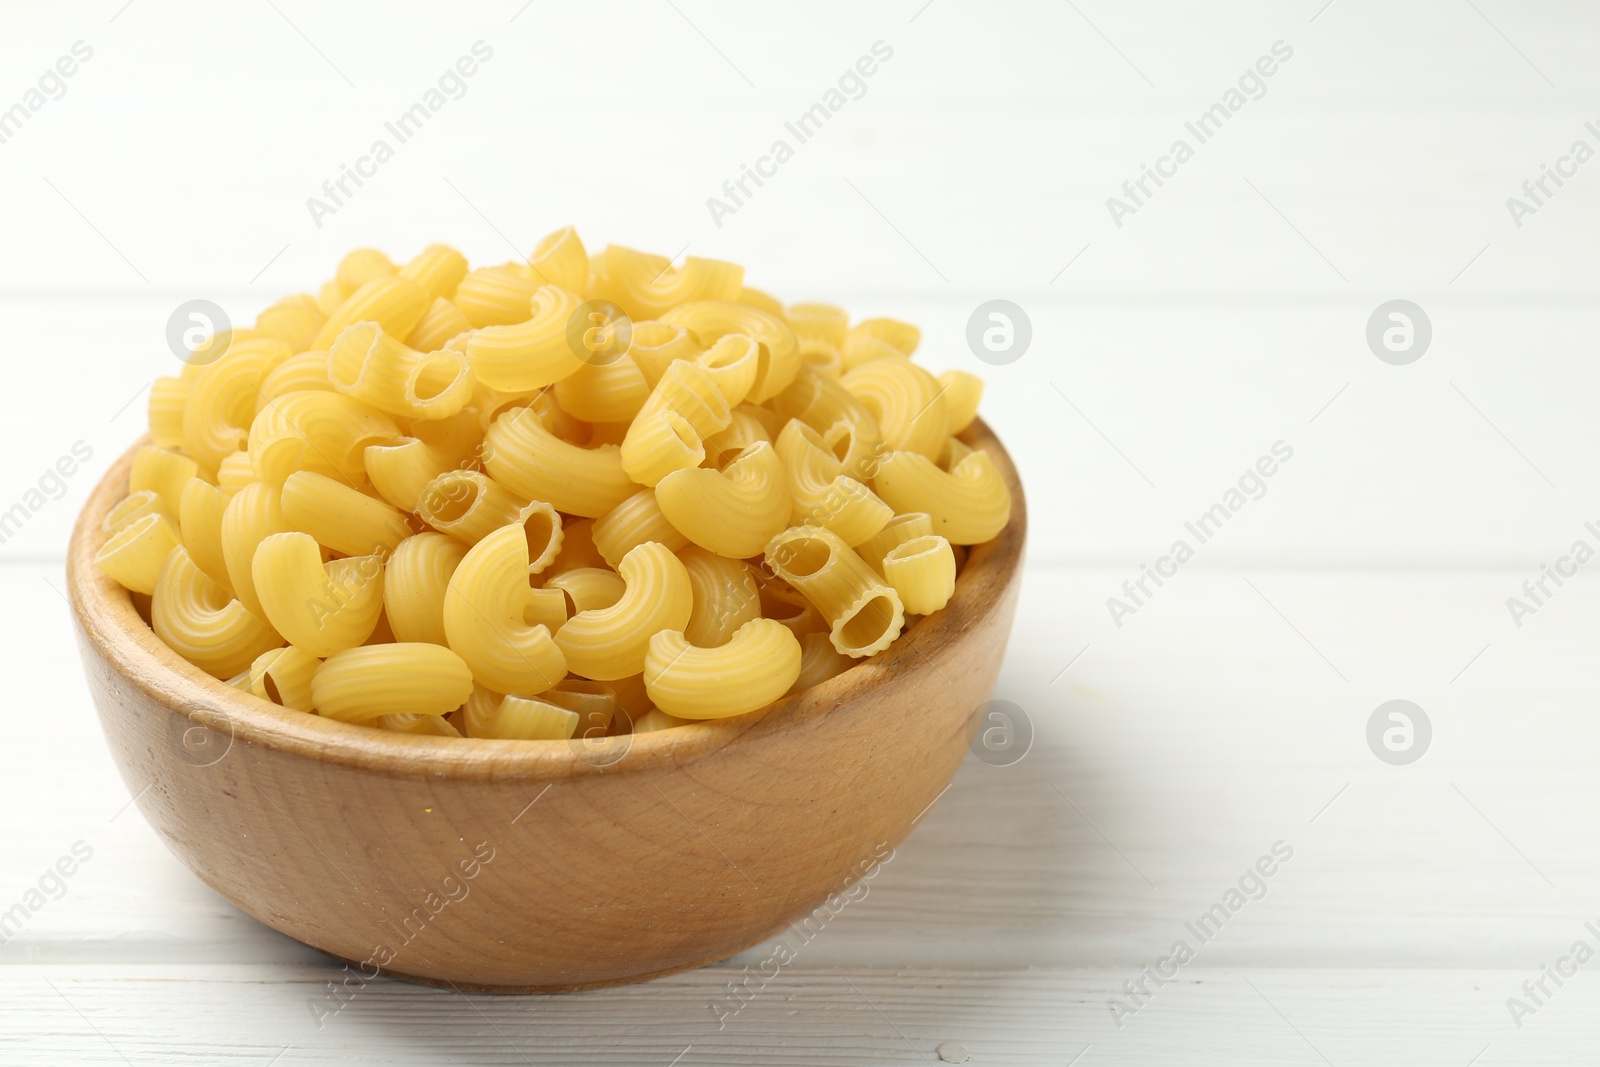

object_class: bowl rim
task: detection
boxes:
[67,418,1027,782]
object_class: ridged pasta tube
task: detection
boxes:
[655,442,789,560]
[182,339,293,475]
[774,420,892,546]
[454,265,539,328]
[785,302,849,346]
[660,299,799,403]
[151,546,284,679]
[247,645,319,711]
[147,377,187,449]
[593,489,689,569]
[678,546,760,648]
[554,541,691,681]
[764,525,905,658]
[627,320,701,387]
[416,470,525,547]
[281,470,413,556]
[466,285,587,392]
[94,513,180,595]
[252,532,386,657]
[384,532,468,646]
[882,534,957,615]
[310,275,431,351]
[253,292,327,352]
[443,523,568,694]
[873,447,1012,546]
[644,619,801,719]
[855,512,935,572]
[523,225,589,293]
[248,390,398,485]
[483,405,634,518]
[129,446,198,516]
[220,481,290,620]
[406,297,475,352]
[328,322,472,420]
[463,685,579,741]
[258,352,336,407]
[398,243,469,302]
[599,245,745,320]
[842,358,947,460]
[312,643,474,723]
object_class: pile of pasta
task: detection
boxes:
[95,229,1012,741]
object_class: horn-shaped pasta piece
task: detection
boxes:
[310,275,431,350]
[881,534,957,615]
[855,512,936,572]
[523,226,589,293]
[384,532,468,646]
[311,643,474,723]
[842,357,947,461]
[104,489,165,534]
[627,320,701,387]
[554,541,691,681]
[328,322,472,420]
[148,376,187,449]
[593,489,689,568]
[703,407,774,467]
[258,352,336,407]
[398,243,469,302]
[363,411,481,513]
[774,420,892,546]
[247,645,320,711]
[335,248,396,297]
[483,405,635,518]
[252,532,386,657]
[454,264,540,328]
[764,525,905,658]
[872,446,1012,546]
[678,546,760,648]
[151,546,284,679]
[467,285,587,392]
[655,441,789,560]
[553,351,651,424]
[443,523,569,694]
[599,245,744,320]
[129,446,198,516]
[844,317,920,360]
[937,370,984,434]
[94,513,180,595]
[182,339,294,475]
[417,469,533,548]
[247,390,398,484]
[644,618,801,719]
[281,470,414,556]
[659,299,799,403]
[220,480,290,620]
[785,302,849,347]
[406,297,475,352]
[253,292,327,352]
[462,685,579,741]
[697,333,761,407]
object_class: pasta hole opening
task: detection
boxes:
[522,509,557,560]
[262,672,284,706]
[411,354,466,403]
[776,535,832,578]
[428,477,480,524]
[837,595,896,652]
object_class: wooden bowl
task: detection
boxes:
[66,421,1026,992]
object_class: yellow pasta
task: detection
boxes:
[644,619,800,719]
[100,228,1013,739]
[593,489,689,569]
[406,297,475,352]
[454,264,539,328]
[764,525,905,658]
[842,358,947,460]
[855,511,935,572]
[881,534,957,614]
[467,285,586,392]
[398,243,469,302]
[544,567,626,617]
[252,532,385,658]
[148,377,188,449]
[220,480,290,620]
[384,532,468,646]
[335,248,397,297]
[248,645,320,711]
[281,469,413,556]
[182,339,293,475]
[655,442,789,559]
[443,523,568,694]
[553,541,691,681]
[104,490,165,534]
[660,299,799,403]
[599,245,744,320]
[94,513,180,595]
[254,293,327,353]
[873,447,1012,546]
[483,405,634,518]
[328,322,472,420]
[312,643,474,723]
[310,275,431,351]
[151,546,284,679]
[678,546,759,648]
[523,225,589,293]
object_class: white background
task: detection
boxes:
[4,0,1600,1063]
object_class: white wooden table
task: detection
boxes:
[5,0,1600,1061]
